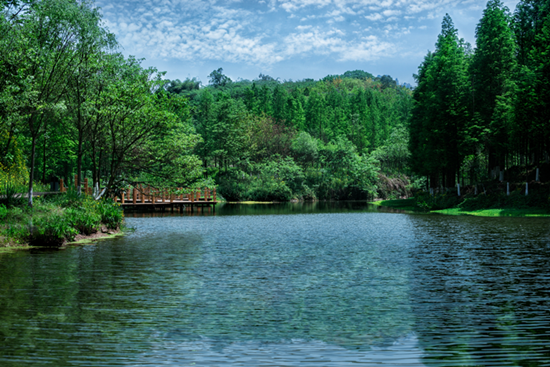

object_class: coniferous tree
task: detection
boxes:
[470,0,517,176]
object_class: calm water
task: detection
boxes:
[1,202,550,366]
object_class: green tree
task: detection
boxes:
[470,0,517,177]
[208,68,231,88]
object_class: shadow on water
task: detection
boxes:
[125,200,408,218]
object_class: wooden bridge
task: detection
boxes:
[57,177,218,212]
[115,185,218,212]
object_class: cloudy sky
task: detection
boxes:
[96,0,520,85]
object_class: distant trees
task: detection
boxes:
[165,67,412,200]
[208,68,231,88]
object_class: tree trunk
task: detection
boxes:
[77,132,83,195]
[28,135,37,207]
[42,131,47,184]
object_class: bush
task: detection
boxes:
[415,191,462,210]
[29,213,78,247]
[0,204,6,220]
[0,182,25,208]
[1,192,125,248]
[65,208,101,235]
[97,200,124,229]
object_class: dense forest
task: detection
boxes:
[165,70,413,201]
[1,0,549,207]
[0,0,413,204]
[410,0,550,189]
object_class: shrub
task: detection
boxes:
[0,182,25,208]
[29,213,78,247]
[415,191,462,210]
[97,200,124,229]
[0,204,6,220]
[65,208,101,235]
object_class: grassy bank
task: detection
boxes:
[371,187,550,217]
[431,208,550,217]
[1,191,124,250]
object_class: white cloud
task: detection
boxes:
[365,13,382,21]
[96,0,521,79]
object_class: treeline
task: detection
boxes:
[166,69,413,200]
[410,0,550,188]
[0,0,203,206]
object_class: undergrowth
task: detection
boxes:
[0,188,124,248]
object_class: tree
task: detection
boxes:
[208,68,231,88]
[15,0,112,206]
[470,0,517,177]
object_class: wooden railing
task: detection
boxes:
[116,185,217,205]
[57,176,217,205]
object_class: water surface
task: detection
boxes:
[1,202,550,366]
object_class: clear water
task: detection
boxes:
[1,202,550,366]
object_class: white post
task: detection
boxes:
[474,185,477,195]
[507,182,510,196]
[457,183,461,196]
[525,182,529,196]
[430,188,434,196]
[536,168,539,182]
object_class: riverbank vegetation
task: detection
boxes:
[0,187,123,248]
[372,176,550,217]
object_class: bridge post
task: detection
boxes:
[133,186,137,204]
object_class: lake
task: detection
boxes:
[1,202,550,366]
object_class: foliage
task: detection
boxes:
[30,212,78,247]
[0,192,124,247]
[414,191,463,211]
[410,1,549,193]
[1,0,203,206]
[97,200,124,229]
[0,204,6,220]
[0,181,25,207]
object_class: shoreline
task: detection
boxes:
[370,199,550,217]
[69,228,126,245]
[0,228,126,255]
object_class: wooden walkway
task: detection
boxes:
[55,177,217,212]
[115,185,218,212]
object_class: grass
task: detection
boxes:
[371,198,550,217]
[432,208,550,217]
[1,190,125,250]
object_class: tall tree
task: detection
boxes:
[18,0,111,206]
[470,0,517,177]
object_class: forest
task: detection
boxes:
[1,0,549,209]
[0,0,413,205]
[410,0,550,191]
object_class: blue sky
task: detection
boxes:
[96,0,520,85]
